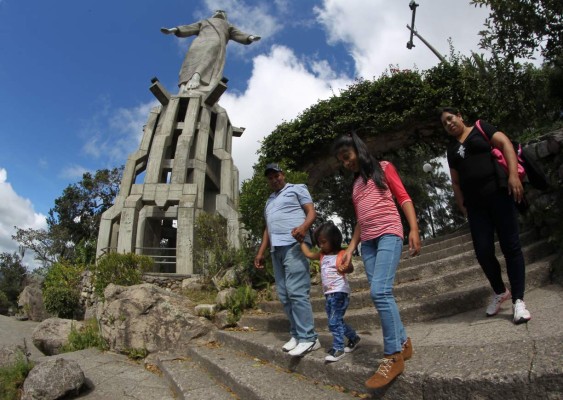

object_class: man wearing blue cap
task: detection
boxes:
[254,163,319,356]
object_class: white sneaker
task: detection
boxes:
[288,339,321,357]
[486,288,511,316]
[325,349,346,362]
[282,337,298,352]
[513,299,531,324]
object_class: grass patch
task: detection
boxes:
[125,347,148,360]
[0,350,33,400]
[60,319,108,353]
[183,287,218,305]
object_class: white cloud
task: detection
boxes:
[82,100,158,166]
[221,45,352,182]
[314,0,491,79]
[203,0,282,38]
[59,164,88,180]
[0,168,47,268]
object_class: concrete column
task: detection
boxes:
[117,195,142,253]
[145,98,180,183]
[172,97,201,184]
[176,185,198,274]
[193,108,211,209]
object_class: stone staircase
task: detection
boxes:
[153,227,561,399]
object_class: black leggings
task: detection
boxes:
[467,191,526,301]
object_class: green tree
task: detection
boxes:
[0,252,27,309]
[471,0,563,64]
[13,167,123,267]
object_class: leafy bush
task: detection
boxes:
[236,239,275,290]
[125,347,148,360]
[0,291,10,315]
[193,213,238,284]
[91,253,153,299]
[0,350,33,400]
[43,261,85,319]
[0,252,27,309]
[60,319,108,352]
[224,285,257,321]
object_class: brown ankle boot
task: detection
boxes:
[402,337,413,361]
[365,353,404,389]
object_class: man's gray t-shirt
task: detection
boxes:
[265,183,313,249]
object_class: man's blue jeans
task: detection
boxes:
[325,292,358,351]
[271,243,317,343]
[361,234,407,355]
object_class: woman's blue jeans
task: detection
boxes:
[325,292,358,351]
[271,243,317,343]
[361,234,407,355]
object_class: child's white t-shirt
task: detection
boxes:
[320,254,351,295]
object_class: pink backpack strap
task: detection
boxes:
[474,119,491,143]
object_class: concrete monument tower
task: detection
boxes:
[96,10,260,274]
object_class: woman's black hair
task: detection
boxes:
[438,106,461,118]
[332,131,387,189]
[313,221,342,253]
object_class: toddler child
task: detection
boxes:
[300,221,361,362]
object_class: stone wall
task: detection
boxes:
[141,273,191,293]
[521,128,563,281]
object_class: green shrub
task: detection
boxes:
[236,239,275,290]
[224,285,257,321]
[43,261,85,319]
[0,350,33,400]
[194,213,238,284]
[60,319,108,353]
[125,347,148,360]
[0,291,10,315]
[92,253,153,299]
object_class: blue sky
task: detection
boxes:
[0,0,492,263]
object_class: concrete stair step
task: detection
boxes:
[266,239,553,314]
[400,224,470,254]
[308,230,543,298]
[215,282,563,399]
[154,352,238,400]
[240,256,554,333]
[398,228,538,270]
[159,341,359,399]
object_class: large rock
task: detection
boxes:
[32,318,83,356]
[0,344,29,369]
[181,276,205,291]
[97,283,214,354]
[212,267,238,290]
[22,358,84,400]
[215,287,236,308]
[18,285,50,322]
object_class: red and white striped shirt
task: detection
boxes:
[352,161,412,242]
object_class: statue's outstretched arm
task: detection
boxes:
[160,27,178,35]
[249,35,261,42]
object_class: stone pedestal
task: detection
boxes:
[96,79,242,274]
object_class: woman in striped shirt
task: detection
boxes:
[333,131,421,390]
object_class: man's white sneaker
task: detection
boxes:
[282,337,298,352]
[513,299,531,324]
[486,288,511,316]
[288,339,321,357]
